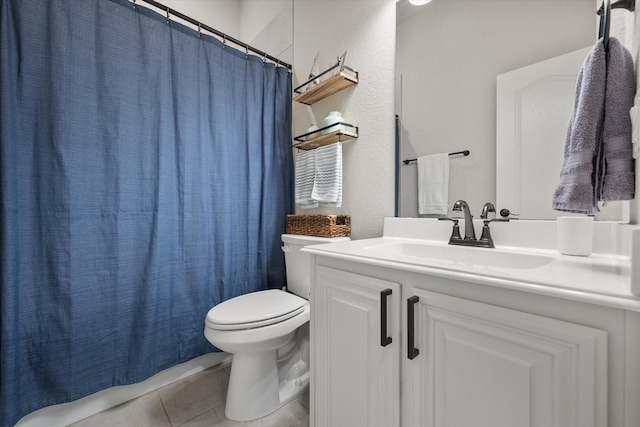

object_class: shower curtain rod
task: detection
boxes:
[133,0,292,70]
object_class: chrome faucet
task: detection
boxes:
[439,200,509,248]
[452,200,475,240]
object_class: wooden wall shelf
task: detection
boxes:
[293,65,358,105]
[293,128,358,151]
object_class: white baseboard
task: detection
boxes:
[16,352,230,427]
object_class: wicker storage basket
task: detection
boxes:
[286,214,351,238]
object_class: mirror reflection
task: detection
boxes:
[395,0,626,220]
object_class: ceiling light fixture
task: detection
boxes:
[408,0,432,5]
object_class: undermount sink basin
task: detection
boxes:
[363,241,554,270]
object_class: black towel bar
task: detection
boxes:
[402,150,470,165]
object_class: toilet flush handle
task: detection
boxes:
[281,245,290,253]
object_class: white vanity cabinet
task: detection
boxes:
[311,265,401,427]
[403,287,607,427]
[310,255,638,427]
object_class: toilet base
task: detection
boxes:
[225,350,281,421]
[224,327,310,422]
[225,353,309,421]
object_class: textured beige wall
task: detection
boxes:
[293,0,397,239]
[159,0,241,37]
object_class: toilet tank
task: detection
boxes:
[281,234,350,299]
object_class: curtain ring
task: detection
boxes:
[166,7,170,23]
[262,53,267,63]
[222,34,227,46]
[197,22,201,36]
[245,45,249,57]
[132,0,136,9]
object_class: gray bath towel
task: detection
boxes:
[599,38,636,201]
[552,40,606,215]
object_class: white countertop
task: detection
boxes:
[303,219,639,312]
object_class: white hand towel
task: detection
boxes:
[320,143,342,207]
[418,153,450,216]
[312,142,342,207]
[295,149,318,209]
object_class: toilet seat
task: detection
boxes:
[206,289,307,331]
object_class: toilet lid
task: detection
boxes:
[206,289,307,331]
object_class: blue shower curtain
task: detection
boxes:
[0,0,293,424]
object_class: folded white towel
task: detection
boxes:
[418,153,450,216]
[295,149,318,209]
[320,144,342,207]
[312,142,342,207]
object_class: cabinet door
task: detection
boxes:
[312,266,401,427]
[403,288,608,427]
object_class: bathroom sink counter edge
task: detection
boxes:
[303,218,637,312]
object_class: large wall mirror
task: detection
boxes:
[396,0,629,221]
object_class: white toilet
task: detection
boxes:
[204,233,349,421]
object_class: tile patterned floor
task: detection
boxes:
[69,363,309,427]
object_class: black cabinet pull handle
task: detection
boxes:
[380,289,393,347]
[407,295,420,360]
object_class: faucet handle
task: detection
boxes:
[499,208,520,219]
